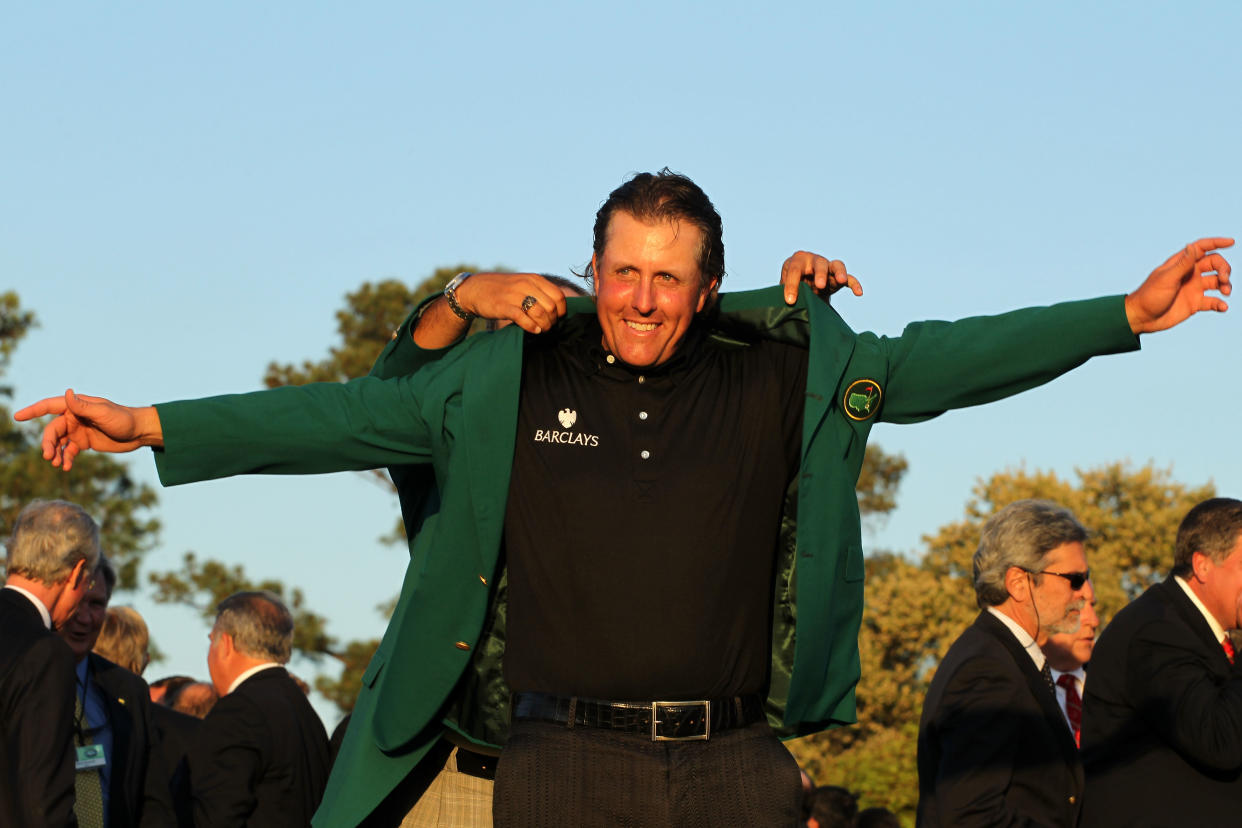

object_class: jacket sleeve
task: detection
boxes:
[152,372,438,487]
[871,295,1139,424]
[1127,618,1242,772]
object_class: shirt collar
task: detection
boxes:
[562,313,709,385]
[4,584,52,629]
[987,606,1046,671]
[227,662,282,695]
[1050,666,1086,687]
[1174,575,1228,645]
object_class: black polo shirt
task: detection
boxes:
[502,314,807,700]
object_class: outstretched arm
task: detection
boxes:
[1125,237,1233,334]
[14,390,162,471]
[780,251,863,305]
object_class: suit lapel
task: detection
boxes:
[976,612,1083,771]
[1156,577,1232,669]
[461,329,522,574]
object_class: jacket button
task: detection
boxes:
[478,574,488,586]
[1068,796,1076,804]
[454,641,471,651]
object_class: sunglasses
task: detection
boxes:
[1024,568,1091,590]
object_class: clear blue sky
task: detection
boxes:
[4,2,1238,727]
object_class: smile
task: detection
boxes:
[624,321,658,332]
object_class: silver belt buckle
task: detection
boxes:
[651,700,711,742]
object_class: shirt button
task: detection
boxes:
[606,354,616,364]
[640,450,650,460]
[454,641,471,651]
[638,411,648,420]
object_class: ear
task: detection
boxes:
[217,631,236,660]
[695,277,720,312]
[68,558,89,589]
[1191,550,1213,582]
[1003,566,1031,603]
[590,253,600,295]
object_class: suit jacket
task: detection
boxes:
[149,288,1137,826]
[918,612,1083,827]
[1080,578,1242,826]
[83,653,175,828]
[148,704,200,828]
[187,667,330,828]
[0,587,78,828]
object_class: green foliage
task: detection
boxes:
[0,292,161,589]
[788,462,1213,826]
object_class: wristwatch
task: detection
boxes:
[443,272,476,322]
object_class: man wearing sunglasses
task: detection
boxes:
[917,499,1093,827]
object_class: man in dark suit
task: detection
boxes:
[917,499,1091,827]
[1,499,101,828]
[1081,497,1242,826]
[189,590,330,827]
[58,556,170,827]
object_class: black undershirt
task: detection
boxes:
[502,315,807,700]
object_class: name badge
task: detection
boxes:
[75,744,107,771]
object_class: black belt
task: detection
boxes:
[511,692,766,741]
[453,746,498,781]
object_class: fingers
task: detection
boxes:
[513,279,569,334]
[13,394,69,422]
[780,251,860,304]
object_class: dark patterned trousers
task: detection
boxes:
[493,718,802,827]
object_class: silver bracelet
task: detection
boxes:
[443,272,476,322]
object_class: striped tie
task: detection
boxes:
[73,692,105,828]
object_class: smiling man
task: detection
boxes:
[17,171,1233,827]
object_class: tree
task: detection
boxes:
[0,292,161,590]
[786,462,1214,826]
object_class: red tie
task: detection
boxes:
[1223,637,1236,665]
[1056,673,1082,748]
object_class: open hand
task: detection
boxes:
[1125,238,1233,334]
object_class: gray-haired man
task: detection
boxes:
[917,499,1091,827]
[189,591,330,828]
[1,499,101,828]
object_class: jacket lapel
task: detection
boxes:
[977,612,1083,773]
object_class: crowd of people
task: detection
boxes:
[6,170,1234,826]
[2,499,332,827]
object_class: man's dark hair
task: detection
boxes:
[171,681,219,719]
[1173,497,1242,577]
[94,555,117,600]
[802,785,858,827]
[584,168,725,292]
[153,675,195,705]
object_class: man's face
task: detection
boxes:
[59,575,109,661]
[1030,541,1091,642]
[592,210,716,368]
[1043,586,1098,671]
[1194,531,1242,630]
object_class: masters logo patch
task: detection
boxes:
[843,379,882,421]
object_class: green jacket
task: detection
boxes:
[151,286,1137,827]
